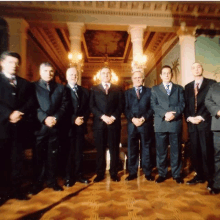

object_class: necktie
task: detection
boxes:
[195,83,199,113]
[73,85,78,98]
[46,82,50,91]
[9,76,16,87]
[136,87,140,99]
[105,84,109,95]
[165,84,171,95]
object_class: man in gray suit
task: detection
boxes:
[205,82,220,194]
[151,65,185,184]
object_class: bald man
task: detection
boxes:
[185,62,216,189]
[63,67,90,187]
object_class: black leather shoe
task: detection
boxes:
[93,175,105,183]
[76,177,90,184]
[29,184,43,195]
[207,180,214,191]
[186,176,205,185]
[48,183,64,191]
[210,187,220,195]
[125,174,137,181]
[64,179,75,187]
[111,175,120,182]
[155,176,166,183]
[145,175,154,181]
[174,177,184,184]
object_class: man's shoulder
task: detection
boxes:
[185,81,194,89]
[204,77,216,85]
[173,83,184,90]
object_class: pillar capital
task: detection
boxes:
[128,25,147,43]
[177,23,197,45]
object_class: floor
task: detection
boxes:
[0,168,220,220]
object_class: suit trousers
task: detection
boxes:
[0,139,23,188]
[65,133,84,180]
[155,132,182,178]
[34,132,59,185]
[213,132,220,189]
[94,128,119,177]
[189,128,214,180]
[128,131,152,176]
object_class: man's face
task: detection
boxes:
[40,66,54,82]
[100,68,111,83]
[66,68,78,85]
[1,56,19,75]
[160,67,172,83]
[191,63,203,77]
[132,71,144,87]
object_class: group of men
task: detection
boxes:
[1,51,220,201]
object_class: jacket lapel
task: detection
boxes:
[98,84,106,94]
[198,78,207,94]
[139,86,146,100]
[159,83,167,95]
[170,83,177,96]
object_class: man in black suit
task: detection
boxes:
[32,62,68,193]
[124,71,154,181]
[151,65,185,184]
[90,67,124,182]
[63,67,90,187]
[205,82,220,194]
[185,63,216,189]
[0,51,35,200]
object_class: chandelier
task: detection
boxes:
[131,54,147,73]
[68,52,84,71]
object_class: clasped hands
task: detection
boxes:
[132,117,145,127]
[188,116,204,124]
[75,116,84,126]
[165,111,176,122]
[9,110,24,123]
[101,115,115,125]
[45,116,57,127]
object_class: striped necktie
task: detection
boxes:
[195,83,199,113]
[165,84,171,95]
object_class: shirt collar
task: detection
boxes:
[3,72,16,79]
[163,82,172,88]
[194,77,203,88]
[102,82,111,88]
[68,83,77,89]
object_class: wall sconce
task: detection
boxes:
[131,54,147,73]
[68,52,84,70]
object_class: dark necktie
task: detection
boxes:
[136,87,140,99]
[165,84,171,95]
[73,85,78,98]
[9,76,16,87]
[195,83,199,113]
[46,82,50,91]
[105,84,109,95]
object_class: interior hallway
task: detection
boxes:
[0,168,220,220]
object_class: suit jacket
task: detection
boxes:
[89,83,124,130]
[65,84,90,136]
[34,79,69,136]
[125,86,153,134]
[205,82,220,131]
[151,83,185,133]
[185,78,216,132]
[0,73,36,139]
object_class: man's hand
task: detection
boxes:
[45,116,57,127]
[132,117,145,127]
[165,111,176,122]
[101,115,115,125]
[75,116,84,126]
[217,110,220,117]
[188,116,203,124]
[9,111,24,123]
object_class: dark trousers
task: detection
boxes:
[189,128,214,180]
[65,133,84,180]
[33,133,59,185]
[155,132,182,178]
[213,132,220,189]
[94,128,120,177]
[127,131,152,176]
[0,139,23,188]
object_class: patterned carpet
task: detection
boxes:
[0,169,220,220]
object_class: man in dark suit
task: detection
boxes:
[205,82,220,194]
[185,63,216,189]
[63,67,90,187]
[32,62,68,193]
[0,51,35,200]
[90,66,124,182]
[124,71,154,181]
[151,65,185,184]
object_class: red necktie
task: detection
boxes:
[195,83,199,113]
[136,87,140,99]
[105,84,109,95]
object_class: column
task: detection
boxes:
[178,27,196,86]
[67,22,85,85]
[4,18,29,78]
[128,25,147,73]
